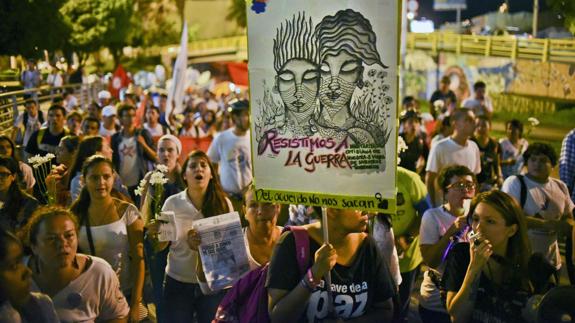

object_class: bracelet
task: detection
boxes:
[306,269,321,289]
[300,278,315,292]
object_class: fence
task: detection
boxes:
[0,83,103,137]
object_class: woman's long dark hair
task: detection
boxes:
[70,155,114,226]
[467,190,531,290]
[0,157,35,230]
[181,150,230,217]
[0,228,22,303]
[67,136,105,189]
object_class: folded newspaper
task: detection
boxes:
[156,211,250,291]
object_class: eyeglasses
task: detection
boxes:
[447,181,476,191]
[0,172,13,179]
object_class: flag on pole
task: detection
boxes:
[166,22,188,126]
[109,64,130,99]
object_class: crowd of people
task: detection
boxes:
[0,71,574,323]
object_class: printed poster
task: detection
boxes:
[247,0,399,212]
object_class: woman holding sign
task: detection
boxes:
[267,207,396,322]
[147,150,233,323]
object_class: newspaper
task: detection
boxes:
[156,211,195,242]
[193,211,250,291]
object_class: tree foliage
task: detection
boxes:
[0,0,69,58]
[131,0,181,48]
[547,0,575,35]
[60,0,133,65]
[227,0,247,28]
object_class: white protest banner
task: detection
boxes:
[166,22,188,125]
[247,0,400,212]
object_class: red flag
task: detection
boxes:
[226,62,249,86]
[109,65,130,98]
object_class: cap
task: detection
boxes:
[227,99,249,113]
[399,110,421,122]
[98,90,112,100]
[102,105,117,117]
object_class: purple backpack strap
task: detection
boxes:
[283,226,310,275]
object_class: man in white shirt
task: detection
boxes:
[111,105,158,202]
[99,105,118,138]
[426,108,481,206]
[502,142,575,271]
[461,81,493,119]
[207,99,252,212]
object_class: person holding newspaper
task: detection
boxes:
[146,150,233,323]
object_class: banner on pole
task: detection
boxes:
[434,0,466,11]
[247,0,399,213]
[166,22,188,125]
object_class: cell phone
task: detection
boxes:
[467,230,482,246]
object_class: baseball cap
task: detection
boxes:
[102,105,117,117]
[227,99,249,113]
[98,90,112,100]
[399,110,421,123]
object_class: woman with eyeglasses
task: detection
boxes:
[0,157,39,233]
[442,190,532,323]
[418,165,477,323]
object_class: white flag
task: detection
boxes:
[166,22,188,125]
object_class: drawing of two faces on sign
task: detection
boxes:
[257,9,393,146]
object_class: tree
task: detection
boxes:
[60,0,133,66]
[0,0,69,58]
[131,0,181,48]
[227,0,247,28]
[547,0,575,35]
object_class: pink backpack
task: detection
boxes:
[212,226,310,323]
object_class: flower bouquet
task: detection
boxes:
[136,165,169,251]
[28,153,56,205]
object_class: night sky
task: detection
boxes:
[417,0,550,25]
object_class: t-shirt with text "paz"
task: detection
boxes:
[266,232,396,322]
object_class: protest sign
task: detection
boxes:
[247,0,400,212]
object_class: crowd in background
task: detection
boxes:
[0,64,574,323]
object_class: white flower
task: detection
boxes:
[28,155,42,165]
[397,136,408,153]
[149,171,168,185]
[45,153,56,161]
[433,100,445,109]
[156,164,169,173]
[527,117,540,127]
[134,186,144,196]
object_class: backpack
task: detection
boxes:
[212,226,310,323]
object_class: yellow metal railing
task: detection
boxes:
[129,33,575,63]
[406,32,575,63]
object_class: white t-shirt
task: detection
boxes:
[14,113,42,146]
[461,96,493,115]
[30,256,129,323]
[162,190,234,283]
[144,123,165,137]
[501,175,574,269]
[180,125,209,138]
[419,206,469,312]
[426,137,481,175]
[118,136,139,186]
[499,138,528,179]
[78,203,140,291]
[99,125,117,138]
[207,128,252,195]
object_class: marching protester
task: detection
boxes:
[208,99,252,213]
[146,150,233,323]
[140,134,186,323]
[0,228,59,322]
[442,190,533,323]
[500,119,528,180]
[70,155,145,322]
[0,157,39,233]
[0,135,35,190]
[419,165,477,323]
[12,99,44,159]
[471,116,503,192]
[23,206,130,322]
[25,105,69,158]
[502,142,575,279]
[267,207,396,322]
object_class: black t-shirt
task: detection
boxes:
[25,128,67,157]
[429,90,457,117]
[399,132,429,173]
[266,232,396,322]
[472,137,500,185]
[442,243,530,323]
